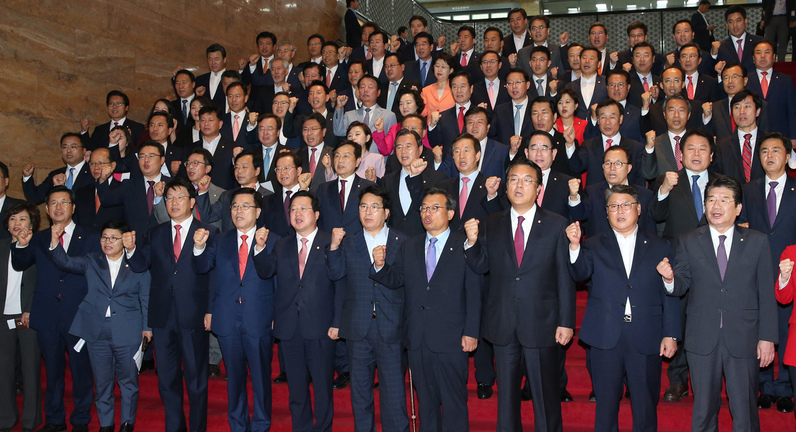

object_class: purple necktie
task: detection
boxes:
[767,181,778,227]
[425,237,438,281]
[146,180,155,215]
[284,190,293,222]
[717,234,728,281]
[514,216,525,267]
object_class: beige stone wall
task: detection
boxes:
[0,0,342,197]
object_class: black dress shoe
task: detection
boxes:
[758,393,777,409]
[118,423,134,432]
[140,359,155,372]
[37,424,67,432]
[333,372,351,390]
[208,364,221,377]
[272,372,287,383]
[71,425,89,432]
[98,425,114,432]
[560,389,573,402]
[663,384,689,402]
[589,390,596,402]
[777,397,794,413]
[477,383,493,399]
[520,382,532,401]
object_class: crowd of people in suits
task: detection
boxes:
[4,1,796,431]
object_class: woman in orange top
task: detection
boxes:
[555,89,587,144]
[420,53,456,118]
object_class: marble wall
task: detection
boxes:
[0,0,343,196]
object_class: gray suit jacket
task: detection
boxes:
[642,134,680,180]
[200,183,225,230]
[516,43,565,79]
[333,104,397,144]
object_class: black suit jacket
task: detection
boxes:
[691,73,723,103]
[648,170,722,241]
[366,57,388,83]
[437,173,491,231]
[568,136,646,187]
[716,34,765,76]
[23,163,94,204]
[377,78,421,115]
[501,32,532,57]
[188,137,237,190]
[627,73,660,110]
[705,98,771,140]
[345,8,362,48]
[299,144,335,191]
[170,98,195,130]
[454,50,484,82]
[489,100,534,145]
[261,185,295,238]
[316,176,376,233]
[97,173,171,240]
[73,181,125,232]
[220,112,258,150]
[377,168,446,237]
[644,96,705,137]
[691,11,715,52]
[195,72,227,113]
[471,79,511,111]
[564,76,609,119]
[86,120,145,151]
[712,132,766,184]
[569,181,657,238]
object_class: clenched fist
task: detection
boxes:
[194,228,210,250]
[330,227,346,250]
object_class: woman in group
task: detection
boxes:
[420,53,456,117]
[555,89,587,145]
[23,220,151,432]
[174,96,213,149]
[0,202,42,432]
[372,89,430,155]
[138,98,180,145]
[322,121,385,182]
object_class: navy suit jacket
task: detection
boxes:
[570,230,680,354]
[746,70,796,138]
[372,230,481,352]
[261,186,294,238]
[540,170,573,218]
[11,226,101,332]
[97,174,172,240]
[565,76,609,119]
[583,102,644,143]
[323,63,349,93]
[455,51,484,82]
[328,228,407,343]
[366,58,389,83]
[220,112,258,150]
[643,96,705,137]
[50,246,150,346]
[188,137,237,190]
[716,33,765,76]
[377,168,447,237]
[712,133,766,184]
[129,218,218,329]
[437,173,491,231]
[569,181,656,238]
[568,137,646,187]
[741,175,796,276]
[691,11,715,51]
[86,120,145,151]
[317,176,376,233]
[74,181,125,232]
[254,230,344,340]
[195,72,227,113]
[489,100,534,145]
[192,228,278,338]
[404,59,437,87]
[427,105,467,157]
[471,79,511,111]
[196,186,271,232]
[377,78,421,115]
[23,163,94,204]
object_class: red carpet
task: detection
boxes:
[12,290,796,431]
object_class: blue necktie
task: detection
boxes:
[387,82,399,110]
[692,175,703,220]
[426,237,438,281]
[264,147,272,177]
[514,104,523,136]
[420,61,427,86]
[66,167,75,190]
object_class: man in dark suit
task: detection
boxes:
[253,191,343,432]
[73,149,125,231]
[705,63,771,140]
[517,16,566,73]
[183,149,225,231]
[142,112,183,178]
[714,5,766,75]
[0,201,41,432]
[373,187,480,432]
[275,42,305,96]
[0,161,24,240]
[240,31,277,90]
[616,23,667,77]
[482,28,512,81]
[192,106,237,190]
[712,90,766,184]
[194,44,229,113]
[642,67,706,137]
[583,70,644,144]
[745,40,796,142]
[377,130,446,237]
[568,146,657,238]
[436,134,494,231]
[97,142,171,242]
[460,107,510,180]
[524,46,557,100]
[80,90,145,151]
[463,159,575,432]
[740,132,796,412]
[659,175,777,432]
[248,58,293,116]
[567,99,646,187]
[678,43,723,102]
[404,33,437,87]
[428,70,476,160]
[22,133,93,204]
[220,82,258,150]
[345,0,362,48]
[299,112,335,191]
[762,0,795,62]
[524,96,580,177]
[284,80,339,147]
[377,53,420,116]
[568,184,679,432]
[365,32,388,84]
[262,151,306,238]
[254,114,289,191]
[327,185,410,431]
[453,25,483,83]
[668,22,718,78]
[647,129,721,402]
[128,178,216,432]
[471,50,511,111]
[692,0,716,52]
[321,42,349,94]
[502,8,532,58]
[193,188,278,432]
[12,186,99,432]
[564,47,609,120]
[349,22,377,62]
[316,141,376,234]
[625,42,660,110]
[641,94,690,180]
[339,60,366,113]
[171,70,197,131]
[521,131,573,219]
[489,68,534,145]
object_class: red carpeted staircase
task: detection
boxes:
[12,290,796,431]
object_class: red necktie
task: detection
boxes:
[761,71,769,99]
[605,138,613,151]
[642,77,649,93]
[327,69,333,87]
[514,216,525,267]
[59,230,65,247]
[298,238,308,279]
[461,52,468,66]
[339,180,347,212]
[742,133,753,182]
[731,109,736,131]
[309,148,317,176]
[673,136,683,170]
[173,225,182,262]
[95,192,101,213]
[459,177,470,216]
[457,106,465,133]
[238,234,249,279]
[687,76,694,100]
[365,48,371,60]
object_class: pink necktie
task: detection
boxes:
[461,52,468,66]
[459,177,470,216]
[298,238,308,279]
[642,77,649,92]
[687,76,694,100]
[457,106,465,133]
[365,48,371,60]
[605,138,613,151]
[737,39,743,61]
[674,136,683,170]
[761,71,769,98]
[487,82,496,107]
[309,148,317,176]
[238,234,249,279]
[514,216,525,267]
[537,174,545,206]
[233,115,240,141]
[327,69,333,87]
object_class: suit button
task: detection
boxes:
[174,271,178,275]
[721,288,726,292]
[426,286,430,291]
[299,285,303,289]
[240,283,244,287]
[627,285,632,289]
[515,277,521,281]
[420,306,426,310]
[108,297,112,300]
[60,279,64,283]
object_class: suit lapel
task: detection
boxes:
[628,232,649,280]
[429,234,454,283]
[697,228,723,282]
[521,210,545,268]
[772,177,796,229]
[660,136,677,168]
[96,255,113,292]
[724,228,746,281]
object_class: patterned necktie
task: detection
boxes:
[761,71,769,99]
[687,76,695,100]
[767,181,779,227]
[736,39,743,61]
[692,175,703,220]
[425,237,438,281]
[674,136,683,170]
[363,107,372,126]
[514,216,525,267]
[457,106,465,133]
[233,115,241,141]
[146,180,155,215]
[717,234,728,281]
[66,167,75,190]
[339,180,347,212]
[459,177,470,216]
[173,225,182,262]
[298,237,309,279]
[182,99,188,125]
[742,133,752,182]
[239,234,249,279]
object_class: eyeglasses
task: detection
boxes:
[88,161,111,167]
[531,25,547,31]
[359,203,384,212]
[231,203,256,212]
[302,127,322,133]
[606,202,637,212]
[184,160,206,168]
[528,145,551,152]
[274,166,296,173]
[290,206,313,213]
[107,101,125,107]
[607,82,627,88]
[164,195,190,202]
[481,59,499,65]
[101,235,122,243]
[705,197,735,205]
[506,80,526,86]
[419,205,445,214]
[507,177,536,186]
[139,153,162,161]
[603,161,628,169]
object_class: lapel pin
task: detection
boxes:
[643,240,647,244]
[449,247,453,251]
[740,238,744,242]
[537,220,541,224]
[316,246,320,250]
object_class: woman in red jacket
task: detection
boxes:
[776,246,796,409]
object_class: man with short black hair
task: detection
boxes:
[503,8,532,57]
[80,90,145,151]
[196,44,229,112]
[171,70,197,130]
[22,133,92,204]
